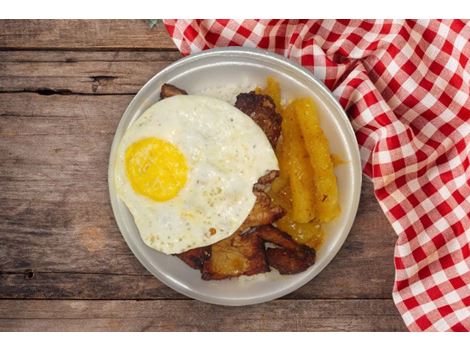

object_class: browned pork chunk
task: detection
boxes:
[176,246,211,271]
[201,231,269,280]
[235,92,282,147]
[255,225,316,274]
[160,83,188,99]
[266,247,316,275]
[199,186,285,280]
[176,176,284,278]
[254,225,300,252]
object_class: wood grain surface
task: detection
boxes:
[0,20,177,50]
[0,300,404,332]
[0,20,405,331]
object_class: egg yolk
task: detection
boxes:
[125,137,188,202]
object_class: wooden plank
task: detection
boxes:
[0,92,397,300]
[0,51,182,95]
[0,20,177,50]
[0,299,406,331]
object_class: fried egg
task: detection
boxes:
[114,95,278,254]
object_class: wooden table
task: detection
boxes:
[0,20,406,331]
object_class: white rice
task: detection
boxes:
[195,81,257,105]
[237,269,286,283]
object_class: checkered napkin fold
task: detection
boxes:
[163,19,470,331]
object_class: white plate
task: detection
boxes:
[108,47,362,305]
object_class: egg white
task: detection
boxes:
[114,95,278,254]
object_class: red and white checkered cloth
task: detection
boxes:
[163,19,470,331]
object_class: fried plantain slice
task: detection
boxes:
[176,246,211,271]
[160,83,188,99]
[235,92,282,147]
[201,231,269,280]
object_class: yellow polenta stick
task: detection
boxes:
[256,77,282,112]
[282,103,316,223]
[292,98,340,222]
[270,139,289,194]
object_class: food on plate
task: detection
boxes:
[266,246,316,275]
[177,185,284,277]
[292,98,340,222]
[200,189,285,280]
[176,246,210,270]
[255,225,315,274]
[261,79,340,249]
[255,76,282,113]
[253,170,281,192]
[331,153,346,167]
[202,230,269,280]
[280,103,317,223]
[241,190,285,228]
[275,210,324,249]
[116,76,340,280]
[114,94,278,254]
[160,83,188,99]
[255,224,304,251]
[235,92,282,147]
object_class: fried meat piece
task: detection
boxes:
[176,184,284,274]
[199,186,284,280]
[253,170,280,192]
[266,247,315,275]
[256,225,316,274]
[254,225,300,251]
[176,246,211,271]
[160,83,188,99]
[244,190,285,229]
[255,225,316,275]
[235,92,282,147]
[177,184,284,280]
[201,231,269,280]
[256,170,280,185]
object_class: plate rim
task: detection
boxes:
[107,46,362,306]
